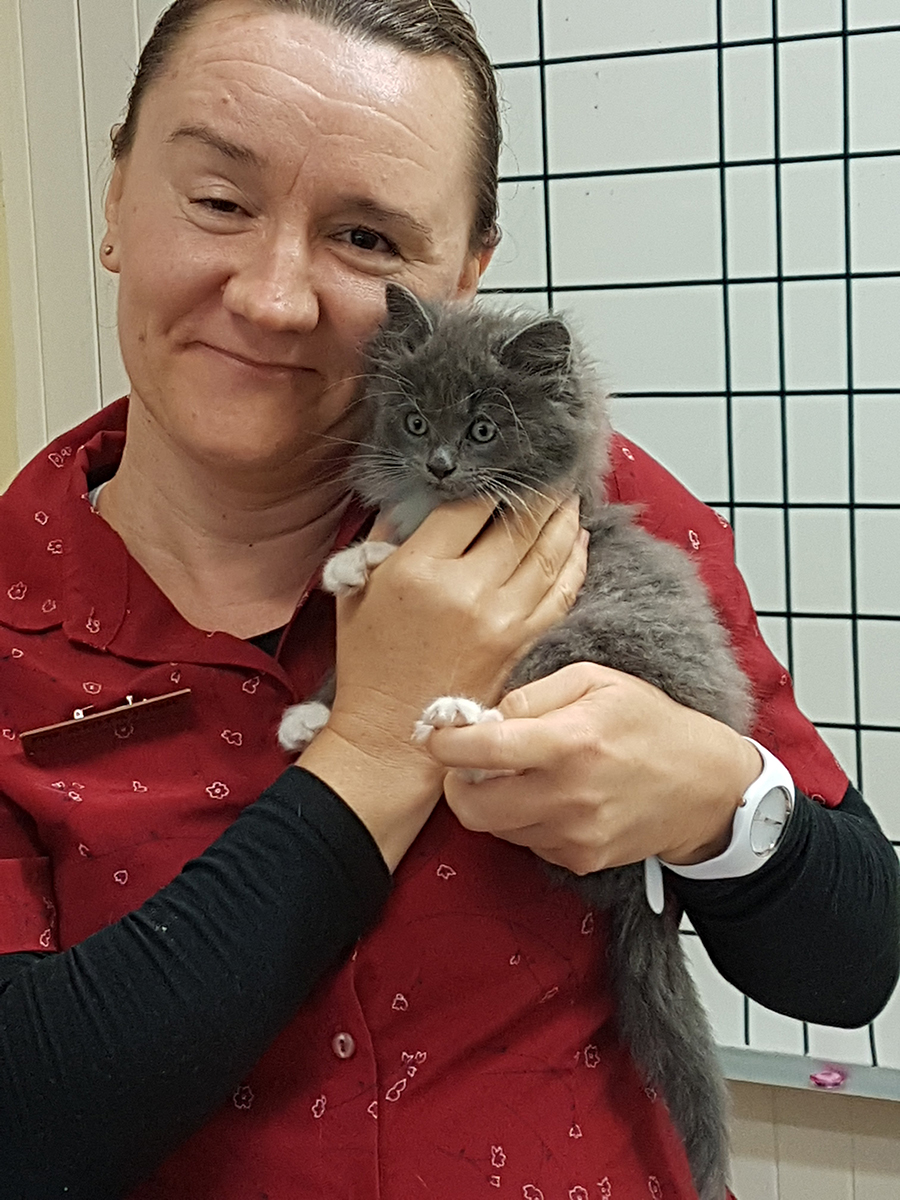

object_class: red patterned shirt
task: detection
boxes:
[0,400,846,1198]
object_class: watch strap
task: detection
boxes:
[659,738,795,882]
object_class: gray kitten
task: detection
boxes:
[279,283,752,1200]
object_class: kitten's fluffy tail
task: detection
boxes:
[610,868,731,1200]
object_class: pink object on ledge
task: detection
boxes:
[809,1066,848,1090]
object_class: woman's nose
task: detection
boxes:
[222,236,319,332]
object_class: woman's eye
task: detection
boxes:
[339,227,398,256]
[468,418,497,444]
[194,197,246,216]
[404,412,429,436]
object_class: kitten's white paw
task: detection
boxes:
[413,696,504,783]
[278,701,331,752]
[322,541,397,597]
[413,695,500,739]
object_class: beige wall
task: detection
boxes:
[0,152,18,491]
[730,1082,900,1199]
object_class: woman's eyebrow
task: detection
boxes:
[167,123,266,169]
[342,196,433,242]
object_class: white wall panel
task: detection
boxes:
[781,161,845,277]
[496,66,543,178]
[721,0,771,42]
[683,934,745,1050]
[785,395,849,504]
[723,44,775,161]
[543,0,716,59]
[78,0,141,405]
[875,945,900,1070]
[550,169,722,286]
[137,0,169,46]
[748,1002,806,1057]
[485,181,547,291]
[464,0,539,64]
[726,166,778,278]
[19,0,100,445]
[778,0,843,36]
[732,396,783,503]
[0,0,46,459]
[727,284,781,391]
[778,36,843,158]
[547,51,719,174]
[565,285,726,393]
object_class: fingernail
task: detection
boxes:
[579,527,590,548]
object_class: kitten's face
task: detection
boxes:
[350,285,595,521]
[366,375,539,507]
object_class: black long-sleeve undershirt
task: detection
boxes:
[0,774,897,1200]
[668,783,900,1027]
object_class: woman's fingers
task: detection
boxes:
[519,524,589,636]
[466,493,576,586]
[499,662,615,720]
[497,497,582,595]
[398,493,498,558]
[428,695,594,780]
[368,492,582,635]
[426,664,620,775]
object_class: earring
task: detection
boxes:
[102,244,114,256]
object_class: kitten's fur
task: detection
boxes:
[280,284,753,1200]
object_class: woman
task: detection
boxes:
[0,1,896,1197]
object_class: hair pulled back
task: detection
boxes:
[111,0,501,252]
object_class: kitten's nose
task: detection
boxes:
[427,451,456,480]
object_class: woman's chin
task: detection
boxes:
[166,420,336,482]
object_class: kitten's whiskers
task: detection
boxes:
[482,387,533,453]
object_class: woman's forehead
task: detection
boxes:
[152,5,470,156]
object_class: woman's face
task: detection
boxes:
[104,1,491,478]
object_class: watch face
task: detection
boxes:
[750,786,793,854]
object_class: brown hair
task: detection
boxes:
[111,0,501,252]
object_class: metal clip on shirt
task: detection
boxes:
[19,689,192,763]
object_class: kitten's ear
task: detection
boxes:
[497,318,572,375]
[384,283,434,348]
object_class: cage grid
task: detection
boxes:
[477,0,900,1068]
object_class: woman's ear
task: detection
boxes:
[101,161,125,273]
[454,242,496,300]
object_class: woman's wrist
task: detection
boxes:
[297,723,445,871]
[660,727,764,866]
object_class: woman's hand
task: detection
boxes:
[425,662,764,875]
[298,494,588,868]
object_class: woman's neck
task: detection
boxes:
[97,409,353,638]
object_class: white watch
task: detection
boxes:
[643,739,795,912]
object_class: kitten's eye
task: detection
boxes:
[468,418,497,444]
[405,412,429,437]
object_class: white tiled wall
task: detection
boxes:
[1,0,898,1189]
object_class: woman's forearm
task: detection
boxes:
[669,784,900,1027]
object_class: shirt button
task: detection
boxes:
[331,1032,356,1060]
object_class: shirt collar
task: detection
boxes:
[0,398,371,675]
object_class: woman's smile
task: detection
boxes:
[192,341,315,376]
